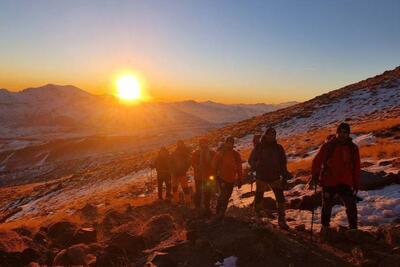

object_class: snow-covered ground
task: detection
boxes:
[229,176,400,231]
[276,83,400,137]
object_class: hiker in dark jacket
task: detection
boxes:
[153,147,172,200]
[192,138,216,214]
[170,140,192,206]
[249,127,292,229]
[312,122,360,230]
[212,136,243,218]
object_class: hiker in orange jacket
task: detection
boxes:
[213,136,242,218]
[312,122,361,230]
[170,140,192,206]
[192,138,216,214]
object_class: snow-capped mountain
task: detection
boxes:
[207,66,400,141]
[0,84,294,139]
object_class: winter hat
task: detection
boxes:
[337,122,350,133]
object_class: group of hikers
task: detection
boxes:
[152,122,360,233]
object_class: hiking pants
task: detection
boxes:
[254,179,285,212]
[216,180,234,216]
[321,185,357,229]
[172,175,191,205]
[194,179,212,210]
[157,172,171,200]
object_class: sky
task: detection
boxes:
[0,0,399,104]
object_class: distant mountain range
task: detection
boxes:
[0,84,296,138]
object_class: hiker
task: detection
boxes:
[170,140,192,206]
[248,127,292,229]
[213,136,243,218]
[192,138,216,214]
[312,122,360,231]
[153,147,172,200]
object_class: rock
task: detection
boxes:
[351,246,365,263]
[262,197,277,211]
[345,229,376,244]
[12,226,33,238]
[186,230,198,243]
[0,230,27,252]
[294,224,306,232]
[299,193,322,211]
[142,214,177,248]
[149,251,177,267]
[33,230,48,246]
[289,198,302,209]
[378,254,400,267]
[53,243,93,266]
[72,227,97,245]
[379,160,392,166]
[382,226,400,246]
[80,203,99,220]
[360,170,397,190]
[101,209,132,236]
[47,221,78,247]
[96,244,128,267]
[21,248,40,264]
[109,232,145,258]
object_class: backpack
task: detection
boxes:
[322,138,358,186]
[215,148,241,177]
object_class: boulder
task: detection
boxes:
[72,227,97,245]
[101,209,132,236]
[0,230,27,252]
[53,243,94,266]
[148,251,177,267]
[80,203,99,220]
[142,214,177,248]
[360,170,397,190]
[109,232,145,258]
[47,221,78,247]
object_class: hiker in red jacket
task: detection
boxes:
[213,136,243,218]
[192,138,216,215]
[170,140,192,206]
[153,147,172,200]
[249,127,292,229]
[312,122,361,230]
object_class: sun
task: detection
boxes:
[116,75,142,101]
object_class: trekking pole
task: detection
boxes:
[310,182,318,240]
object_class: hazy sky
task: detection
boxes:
[1,0,399,103]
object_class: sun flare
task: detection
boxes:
[116,75,142,101]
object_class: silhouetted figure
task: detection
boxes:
[153,147,172,200]
[170,140,192,206]
[312,122,360,232]
[249,127,292,229]
[192,138,216,215]
[213,136,242,218]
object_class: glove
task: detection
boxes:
[280,178,288,189]
[353,188,358,196]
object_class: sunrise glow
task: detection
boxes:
[116,75,142,101]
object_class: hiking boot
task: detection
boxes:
[320,226,331,241]
[277,202,289,230]
[278,220,289,230]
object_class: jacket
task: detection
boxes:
[312,137,360,189]
[248,140,290,182]
[192,148,216,181]
[170,147,191,177]
[212,149,242,183]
